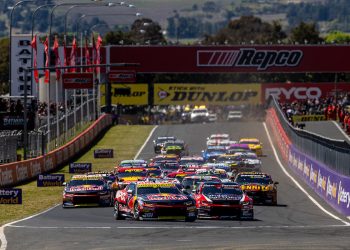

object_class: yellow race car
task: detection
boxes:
[239,138,263,156]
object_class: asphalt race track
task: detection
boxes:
[303,121,350,143]
[3,122,350,250]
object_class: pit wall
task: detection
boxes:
[0,114,112,187]
[266,108,350,216]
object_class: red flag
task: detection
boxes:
[96,35,102,74]
[43,36,50,84]
[52,36,61,80]
[70,37,77,72]
[85,37,91,73]
[63,39,68,72]
[30,35,39,84]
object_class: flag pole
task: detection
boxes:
[91,33,96,120]
[80,32,83,127]
[84,33,90,121]
[54,36,60,147]
[64,35,68,142]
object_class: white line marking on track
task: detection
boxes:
[134,125,158,159]
[0,204,60,250]
[6,224,350,230]
[332,121,350,141]
[263,122,350,226]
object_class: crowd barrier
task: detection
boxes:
[0,114,112,187]
[266,100,350,216]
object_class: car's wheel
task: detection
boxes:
[185,216,196,222]
[133,202,140,221]
[114,201,124,220]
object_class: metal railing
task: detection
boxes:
[268,96,350,176]
[0,130,22,163]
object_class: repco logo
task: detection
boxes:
[266,87,321,100]
[236,49,303,70]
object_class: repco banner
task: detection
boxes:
[262,83,350,102]
[154,84,260,105]
[100,83,148,105]
[109,46,350,73]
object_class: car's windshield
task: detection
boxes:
[137,186,181,195]
[235,175,272,185]
[202,185,243,195]
[161,163,180,170]
[68,179,104,186]
[179,159,204,165]
[117,172,148,178]
[206,148,226,154]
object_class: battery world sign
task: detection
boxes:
[109,45,350,73]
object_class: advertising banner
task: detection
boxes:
[0,112,35,130]
[69,163,92,173]
[94,149,114,158]
[110,45,350,73]
[62,73,93,89]
[100,84,148,105]
[292,115,326,123]
[288,145,350,216]
[0,189,22,204]
[108,71,136,83]
[261,83,350,102]
[37,174,65,187]
[154,83,260,105]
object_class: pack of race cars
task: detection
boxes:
[63,134,278,222]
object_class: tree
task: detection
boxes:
[0,38,9,94]
[289,21,323,44]
[324,30,350,44]
[202,16,286,45]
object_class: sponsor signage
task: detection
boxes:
[62,73,93,89]
[262,83,350,102]
[288,145,350,216]
[154,83,260,105]
[0,188,22,204]
[100,84,148,105]
[108,70,136,82]
[11,35,32,97]
[69,163,92,173]
[0,113,35,130]
[37,174,65,187]
[94,149,114,158]
[110,45,350,73]
[292,115,326,123]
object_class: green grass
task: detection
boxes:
[0,125,154,226]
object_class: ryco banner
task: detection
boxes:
[109,46,350,73]
[100,83,148,105]
[262,83,350,102]
[154,84,260,105]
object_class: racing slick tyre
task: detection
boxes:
[133,202,141,221]
[114,201,125,220]
[185,216,196,222]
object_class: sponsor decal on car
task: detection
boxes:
[146,194,188,201]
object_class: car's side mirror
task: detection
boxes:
[127,189,133,194]
[62,182,66,186]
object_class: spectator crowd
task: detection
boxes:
[279,92,350,134]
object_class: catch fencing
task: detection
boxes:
[268,96,350,176]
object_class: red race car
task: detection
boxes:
[193,181,254,220]
[114,181,197,221]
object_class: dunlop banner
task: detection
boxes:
[154,84,261,105]
[292,115,326,123]
[100,83,148,105]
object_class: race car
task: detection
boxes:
[150,154,180,166]
[194,182,254,220]
[115,159,148,171]
[62,174,113,208]
[161,140,189,156]
[234,172,278,205]
[181,175,221,193]
[153,136,176,153]
[145,166,162,178]
[226,143,252,155]
[202,146,227,162]
[206,134,230,147]
[225,152,262,174]
[238,138,263,156]
[112,167,148,190]
[179,156,205,167]
[114,182,197,221]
